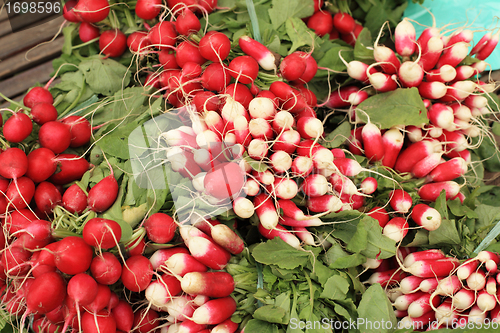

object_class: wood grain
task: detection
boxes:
[0,15,65,60]
[0,61,55,102]
[0,36,63,79]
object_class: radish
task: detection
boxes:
[30,103,58,125]
[452,288,476,310]
[279,216,323,228]
[26,271,66,314]
[280,52,307,81]
[395,18,416,56]
[399,275,424,294]
[79,21,100,43]
[62,183,88,214]
[145,274,182,308]
[410,204,441,231]
[368,72,398,92]
[307,11,333,37]
[436,41,469,68]
[418,181,460,201]
[165,253,208,277]
[332,12,355,34]
[361,122,384,161]
[366,268,406,287]
[38,121,71,154]
[13,219,52,251]
[301,174,329,197]
[135,0,161,20]
[411,152,442,178]
[291,156,313,177]
[54,236,94,275]
[199,31,231,62]
[224,83,254,109]
[148,21,177,50]
[81,310,116,333]
[112,300,134,332]
[476,30,500,60]
[398,61,424,87]
[394,140,442,173]
[24,86,53,108]
[360,177,377,195]
[439,80,476,103]
[84,283,111,313]
[238,36,277,71]
[187,236,231,270]
[406,293,441,318]
[133,308,159,332]
[4,208,38,234]
[99,30,127,58]
[393,291,426,311]
[90,252,122,285]
[144,213,176,244]
[60,116,92,148]
[88,174,119,212]
[204,162,245,200]
[67,273,98,313]
[426,64,457,82]
[427,157,467,182]
[34,181,61,215]
[83,218,122,249]
[181,271,234,297]
[149,247,190,271]
[366,206,390,227]
[418,81,447,100]
[75,0,110,22]
[121,255,153,292]
[418,36,443,71]
[247,139,268,160]
[212,319,239,333]
[201,63,231,92]
[258,223,301,249]
[249,118,273,140]
[210,224,244,255]
[228,56,259,84]
[175,8,201,36]
[382,217,408,242]
[191,297,236,325]
[296,117,324,139]
[389,189,412,213]
[6,176,36,211]
[402,249,446,267]
[3,112,33,143]
[406,257,460,278]
[63,0,80,22]
[293,52,318,83]
[0,147,28,180]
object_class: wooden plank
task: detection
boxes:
[0,10,56,38]
[0,15,65,60]
[0,36,63,79]
[0,61,55,102]
[0,78,60,109]
[0,20,12,37]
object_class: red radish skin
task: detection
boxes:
[366,206,390,228]
[204,162,245,200]
[90,252,122,285]
[99,30,127,58]
[87,175,119,212]
[307,11,333,37]
[121,255,153,292]
[427,157,467,182]
[418,36,443,71]
[366,268,407,287]
[79,22,100,43]
[294,52,318,83]
[112,300,134,332]
[14,219,52,250]
[394,140,442,173]
[30,103,58,125]
[332,12,355,34]
[34,182,62,214]
[393,291,426,311]
[3,112,33,143]
[55,236,94,275]
[6,176,36,211]
[165,253,208,277]
[436,42,469,68]
[406,257,460,278]
[84,283,111,313]
[175,41,206,68]
[398,61,423,87]
[149,247,190,271]
[418,181,460,201]
[62,183,88,214]
[26,272,66,314]
[63,0,80,22]
[199,31,231,62]
[38,121,71,154]
[181,271,234,297]
[75,0,110,22]
[382,217,408,242]
[23,87,53,108]
[476,30,500,60]
[0,147,29,179]
[210,224,244,255]
[411,204,441,231]
[228,56,259,84]
[394,19,416,56]
[238,36,277,71]
[399,276,424,294]
[144,212,176,244]
[83,218,122,249]
[201,63,231,93]
[60,116,92,148]
[403,249,447,267]
[280,52,307,81]
[175,8,201,36]
[148,21,177,50]
[191,297,237,325]
[258,223,301,249]
[81,310,116,333]
[301,174,329,198]
[360,177,377,194]
[426,64,456,82]
[187,236,231,270]
[135,0,161,20]
[361,123,385,161]
[67,273,98,308]
[406,293,441,319]
[145,274,182,308]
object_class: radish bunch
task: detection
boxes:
[367,249,500,330]
[305,7,364,46]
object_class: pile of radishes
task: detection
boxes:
[366,249,500,330]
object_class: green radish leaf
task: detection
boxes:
[79,58,131,96]
[320,274,350,300]
[253,305,288,324]
[448,198,479,219]
[405,229,429,247]
[474,204,500,233]
[96,121,140,160]
[354,28,374,62]
[329,253,366,269]
[268,0,314,30]
[244,319,279,333]
[320,121,351,148]
[356,87,428,129]
[244,154,269,172]
[477,186,500,207]
[357,284,397,333]
[92,87,148,125]
[492,122,500,136]
[317,44,354,76]
[428,219,461,246]
[252,238,310,269]
[285,17,316,54]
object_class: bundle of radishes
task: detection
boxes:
[366,249,500,330]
